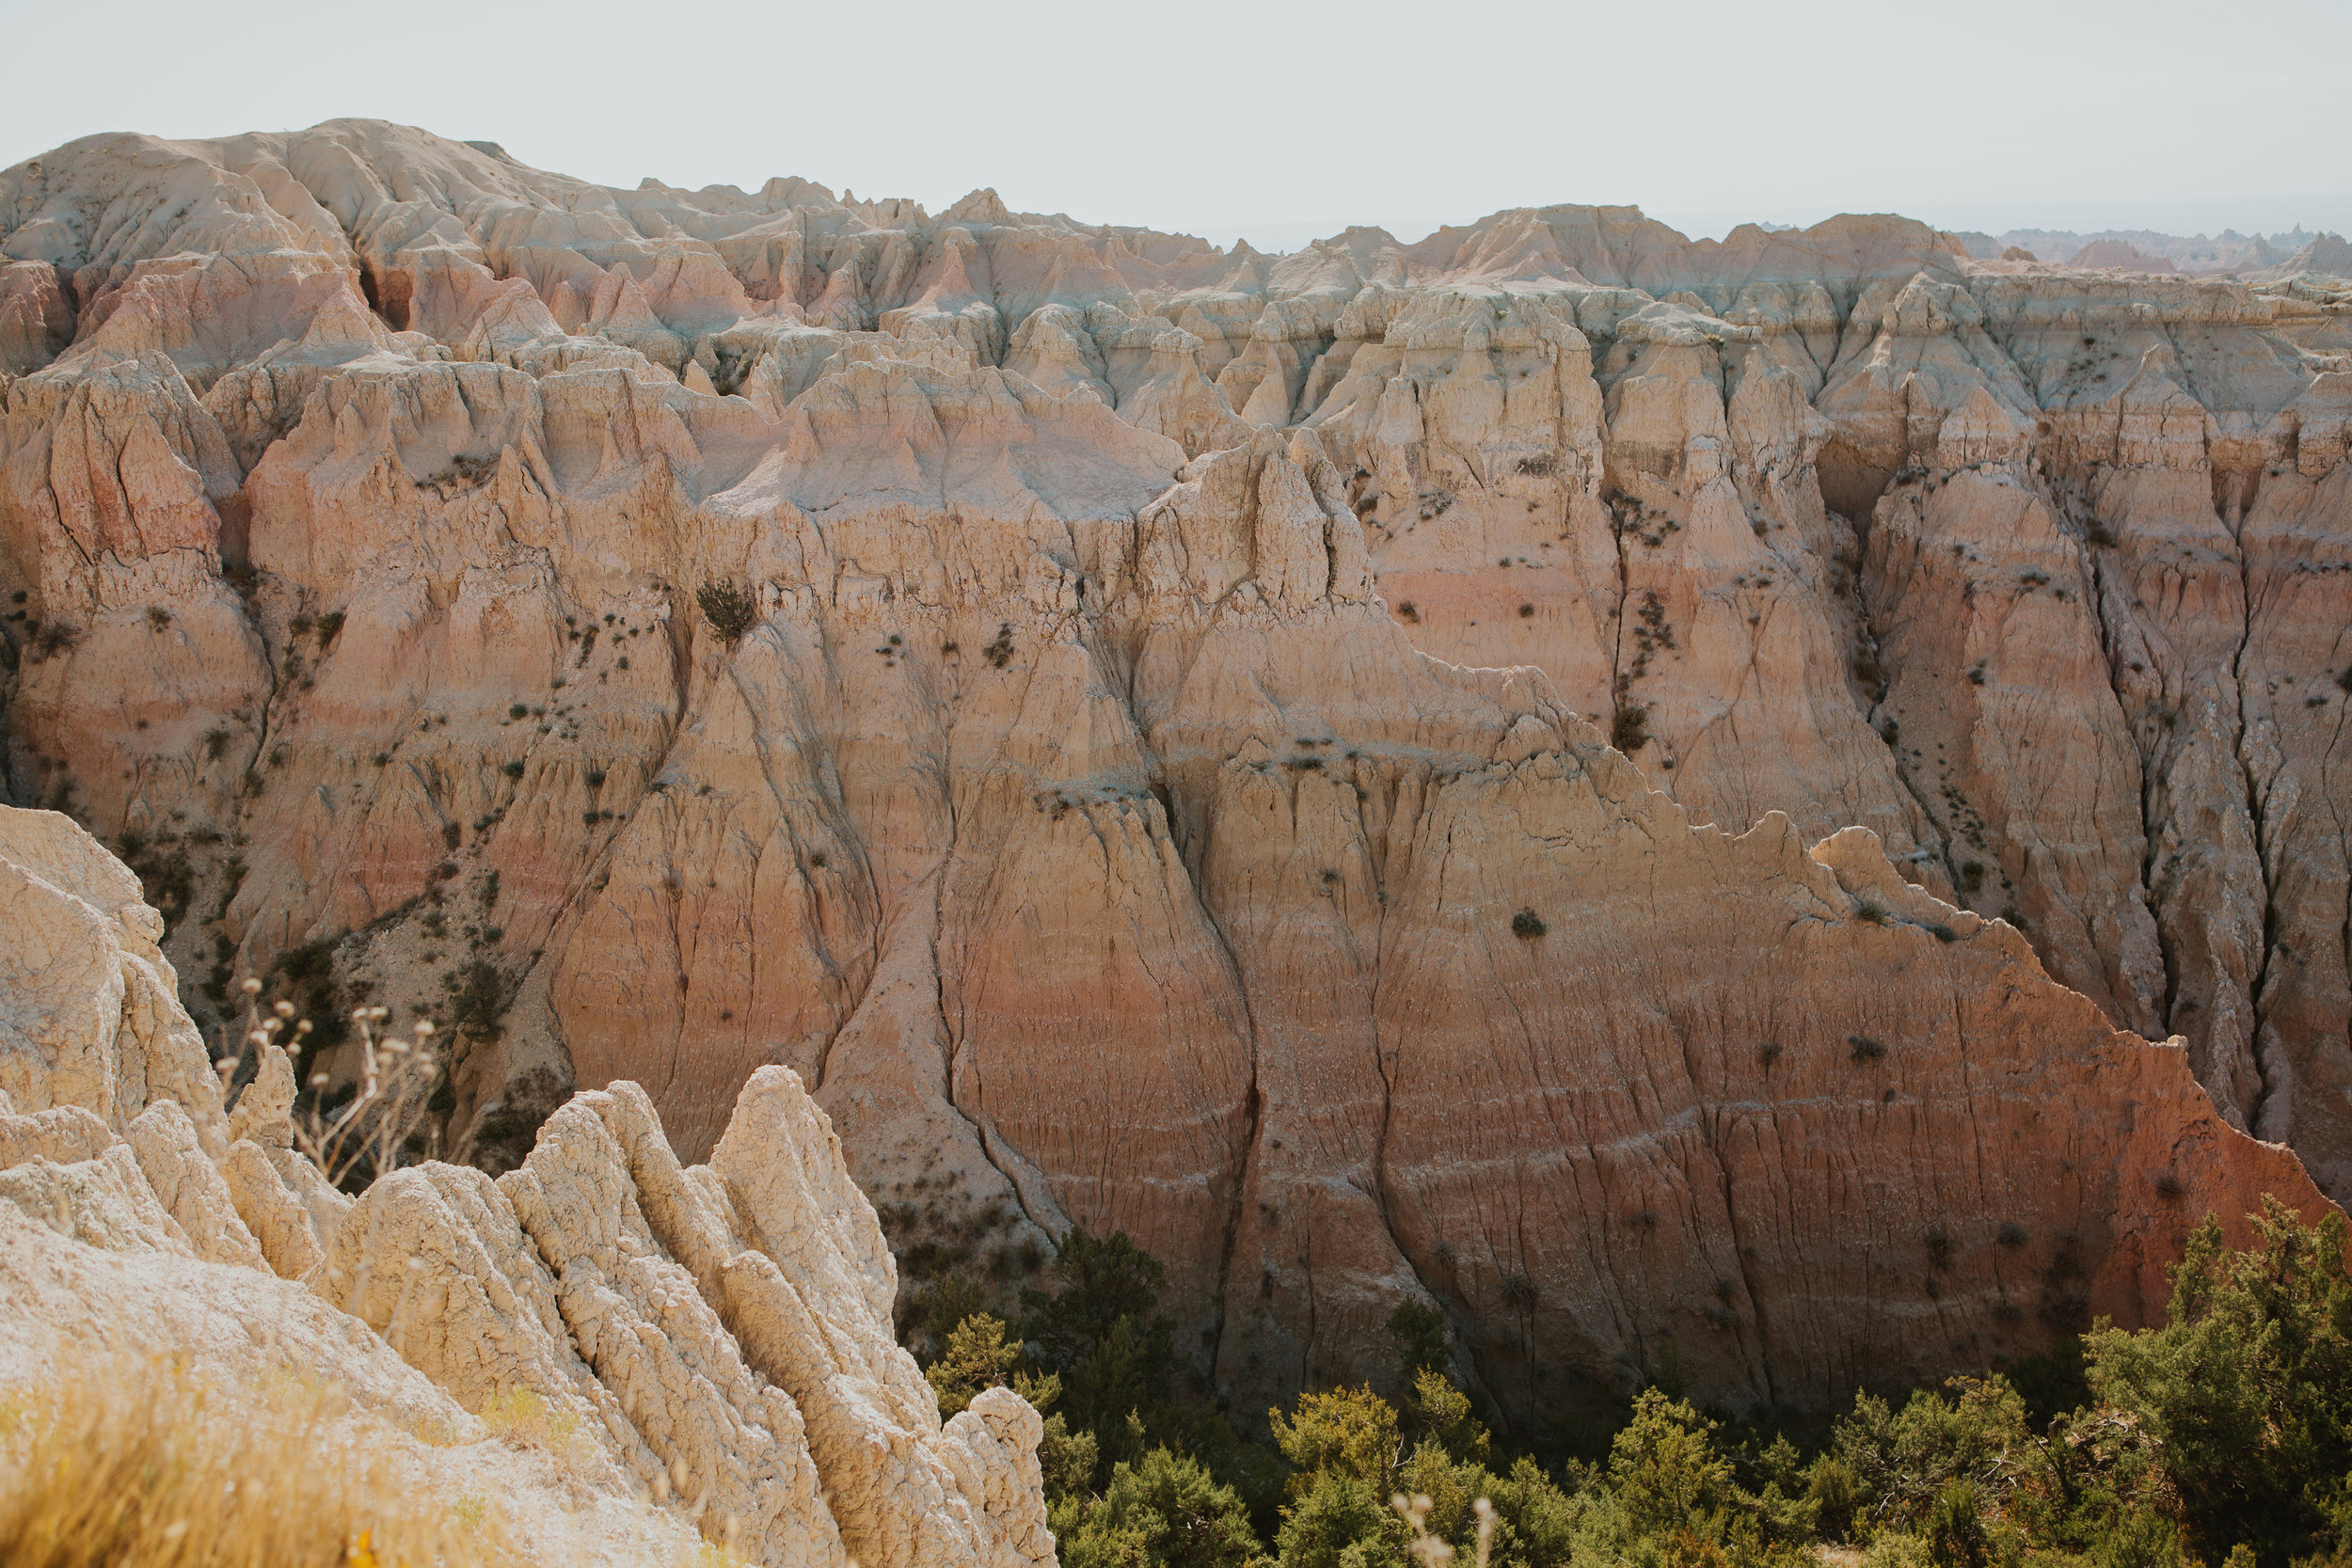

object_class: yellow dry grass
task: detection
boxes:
[477,1386,583,1462]
[0,1350,522,1568]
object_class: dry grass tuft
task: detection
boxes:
[0,1351,520,1568]
[479,1386,588,1468]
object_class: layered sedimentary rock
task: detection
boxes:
[1,120,2346,1420]
[0,801,1053,1566]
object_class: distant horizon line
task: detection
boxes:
[5,119,2346,262]
[1201,208,2352,255]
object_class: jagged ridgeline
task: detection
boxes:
[0,121,2346,1428]
[0,805,1053,1564]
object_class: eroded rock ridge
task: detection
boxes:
[0,802,1052,1566]
[1,121,2346,1420]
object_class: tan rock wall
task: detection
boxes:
[4,121,2347,1425]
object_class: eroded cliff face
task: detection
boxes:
[0,801,1053,1567]
[1,120,2345,1422]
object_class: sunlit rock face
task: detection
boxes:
[0,801,1054,1567]
[3,120,2345,1423]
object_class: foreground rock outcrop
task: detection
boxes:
[1,120,2346,1421]
[0,802,1053,1565]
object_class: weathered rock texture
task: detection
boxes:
[0,801,1055,1566]
[1,121,2346,1421]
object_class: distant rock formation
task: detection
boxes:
[0,802,1053,1567]
[2265,233,2352,282]
[2066,239,2176,272]
[1950,225,2349,277]
[1,121,2347,1426]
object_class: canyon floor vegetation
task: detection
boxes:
[905,1199,2352,1568]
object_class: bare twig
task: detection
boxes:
[215,978,442,1189]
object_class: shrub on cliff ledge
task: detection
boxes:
[926,1311,1022,1418]
[695,577,758,642]
[27,620,78,660]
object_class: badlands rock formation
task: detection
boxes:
[0,120,2346,1420]
[1947,225,2351,279]
[0,802,1053,1566]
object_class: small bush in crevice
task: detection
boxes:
[446,958,509,1041]
[1511,909,1548,940]
[29,620,79,659]
[1850,1034,1887,1062]
[696,577,758,642]
[1612,705,1650,752]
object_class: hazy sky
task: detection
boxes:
[3,0,2346,250]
